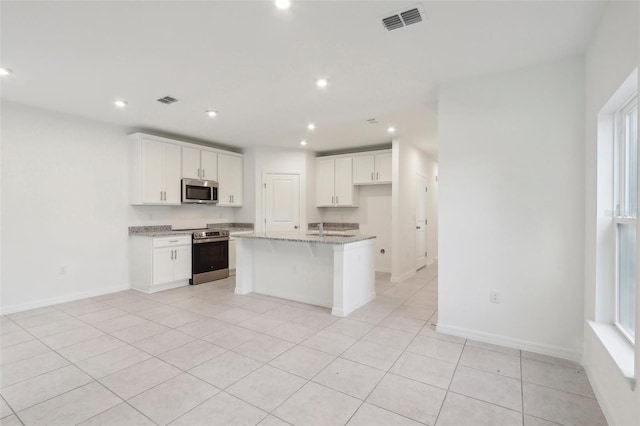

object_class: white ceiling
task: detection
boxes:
[0,1,605,154]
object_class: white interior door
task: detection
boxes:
[416,173,427,268]
[264,173,300,233]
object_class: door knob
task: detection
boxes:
[416,226,421,229]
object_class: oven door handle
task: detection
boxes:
[193,237,230,244]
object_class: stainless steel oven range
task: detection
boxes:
[190,229,230,284]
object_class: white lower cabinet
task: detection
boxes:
[130,235,192,293]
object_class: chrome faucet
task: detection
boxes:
[318,222,324,237]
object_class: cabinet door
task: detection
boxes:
[163,143,182,204]
[218,153,243,206]
[152,247,174,285]
[334,157,354,206]
[375,152,392,183]
[316,159,335,206]
[172,245,192,281]
[182,147,201,179]
[141,139,164,203]
[200,151,218,181]
[353,155,375,185]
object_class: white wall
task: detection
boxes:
[0,102,235,313]
[237,147,312,233]
[321,185,393,273]
[391,140,438,281]
[583,1,639,425]
[438,56,586,359]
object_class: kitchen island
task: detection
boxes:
[234,232,376,317]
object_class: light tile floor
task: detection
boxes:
[0,268,608,426]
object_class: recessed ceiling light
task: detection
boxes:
[387,126,396,133]
[206,110,218,118]
[0,68,13,76]
[307,123,316,131]
[114,100,127,108]
[316,78,328,88]
[275,0,291,10]
[300,140,307,146]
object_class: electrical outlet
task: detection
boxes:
[490,289,501,304]
[60,266,66,275]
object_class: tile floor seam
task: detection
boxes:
[519,377,597,400]
[433,333,467,426]
[9,379,99,418]
[520,349,525,425]
[0,395,16,420]
[446,389,524,415]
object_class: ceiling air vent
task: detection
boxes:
[401,8,422,26]
[157,96,178,104]
[367,118,379,124]
[382,15,403,31]
[382,6,424,31]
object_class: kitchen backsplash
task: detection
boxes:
[308,222,359,231]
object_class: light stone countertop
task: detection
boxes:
[233,232,375,245]
[129,230,195,238]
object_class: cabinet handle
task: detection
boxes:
[332,195,334,205]
[203,169,206,178]
[336,196,339,205]
[197,168,201,178]
[160,191,163,201]
[371,172,374,181]
[170,250,174,260]
[376,172,379,180]
[174,249,177,260]
[229,195,232,203]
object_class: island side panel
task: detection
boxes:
[236,238,334,308]
[235,238,254,295]
[332,239,376,317]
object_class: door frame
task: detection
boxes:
[416,171,427,270]
[262,172,302,233]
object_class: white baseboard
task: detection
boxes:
[0,284,130,315]
[436,323,582,362]
[390,269,416,283]
[375,267,391,274]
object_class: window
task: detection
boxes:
[614,94,638,342]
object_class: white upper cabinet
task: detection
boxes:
[200,151,218,181]
[315,157,357,207]
[131,134,181,205]
[352,151,392,185]
[130,132,242,206]
[182,146,218,181]
[217,153,243,206]
[316,159,335,206]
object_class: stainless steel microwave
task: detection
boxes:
[182,179,218,204]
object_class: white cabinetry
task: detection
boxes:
[130,235,192,293]
[316,157,356,207]
[218,153,243,206]
[130,134,182,205]
[182,147,218,181]
[353,151,392,185]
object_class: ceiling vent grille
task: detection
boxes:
[382,15,403,31]
[157,96,178,104]
[382,6,424,31]
[367,118,379,124]
[401,8,422,26]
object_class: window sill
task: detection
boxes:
[588,321,636,389]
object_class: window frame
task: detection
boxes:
[613,93,638,344]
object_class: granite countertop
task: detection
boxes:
[207,223,255,232]
[233,232,375,245]
[129,230,195,237]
